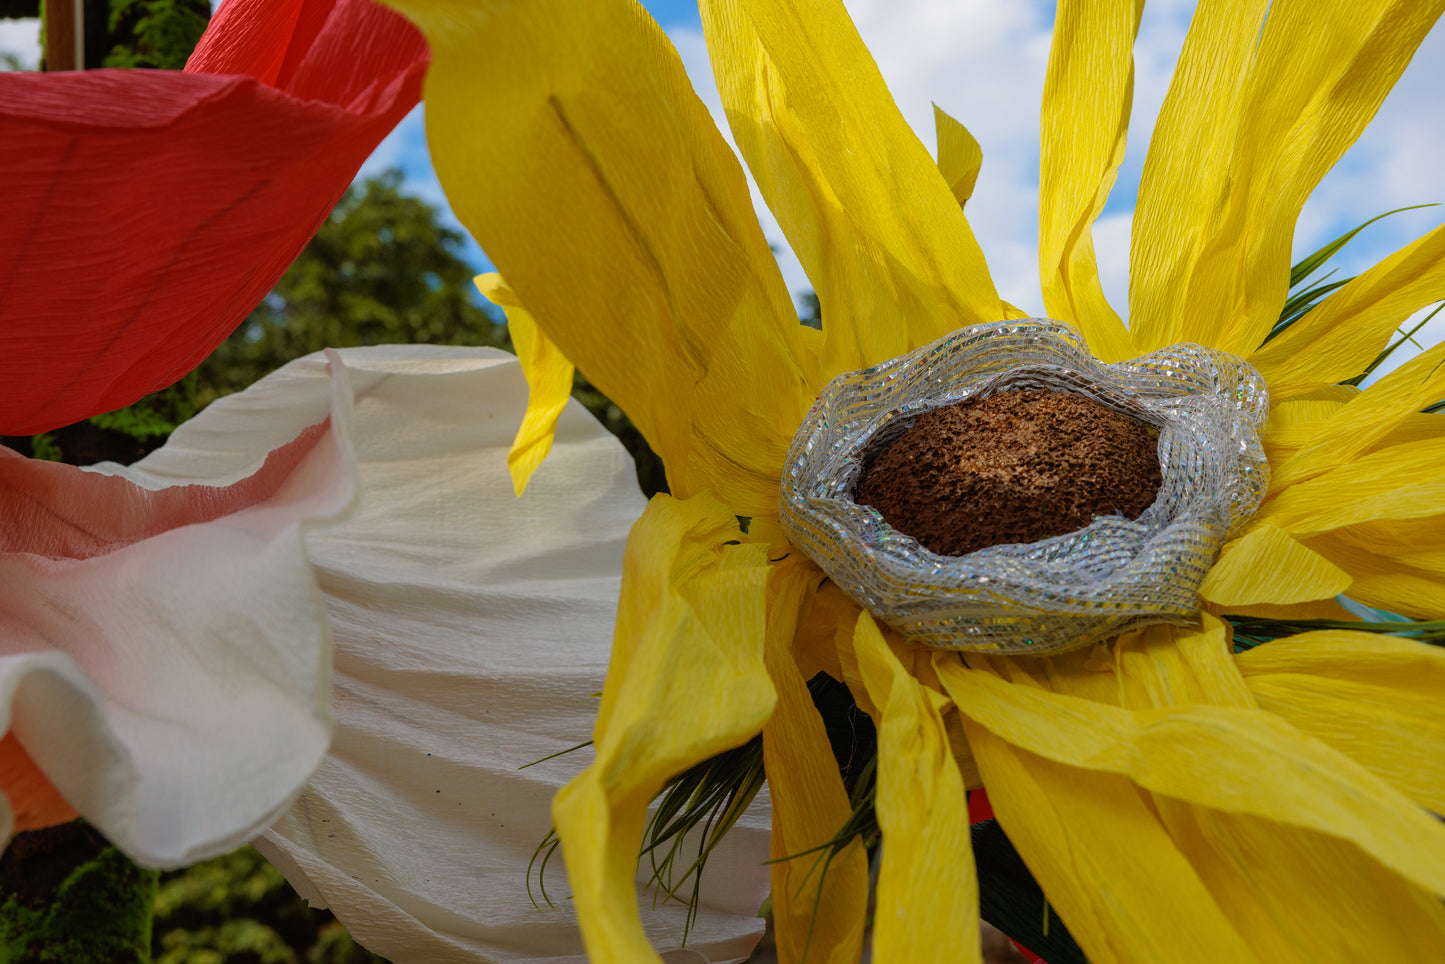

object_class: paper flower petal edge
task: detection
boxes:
[0,352,359,867]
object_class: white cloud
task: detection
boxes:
[665,0,1445,357]
[333,1,1444,361]
[668,0,1055,313]
[844,0,1054,311]
[0,18,40,70]
[668,29,814,306]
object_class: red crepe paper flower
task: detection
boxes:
[0,0,425,861]
[0,0,427,434]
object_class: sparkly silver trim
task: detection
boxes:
[778,320,1269,655]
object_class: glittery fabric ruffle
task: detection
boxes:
[779,321,1269,654]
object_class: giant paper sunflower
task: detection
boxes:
[390,0,1445,960]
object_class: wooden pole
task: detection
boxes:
[41,0,81,71]
[72,0,84,67]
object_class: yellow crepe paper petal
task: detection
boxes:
[1261,398,1349,466]
[476,274,576,496]
[1206,597,1359,622]
[853,613,978,964]
[1301,384,1365,404]
[904,650,983,789]
[961,621,1445,959]
[1301,532,1445,617]
[968,646,1122,707]
[1131,0,1442,356]
[1274,339,1445,491]
[1037,0,1140,363]
[974,621,1245,711]
[698,0,1002,380]
[1264,397,1350,432]
[1000,300,1032,321]
[1251,223,1445,397]
[830,609,875,722]
[1145,628,1445,959]
[552,494,776,961]
[1127,0,1270,352]
[1331,516,1445,569]
[793,578,859,685]
[1198,524,1352,607]
[1238,632,1445,815]
[1210,0,1445,356]
[955,717,1260,964]
[390,0,811,516]
[1375,410,1445,450]
[1257,436,1445,536]
[762,558,868,964]
[937,651,1445,899]
[1112,616,1255,710]
[933,104,983,208]
[1150,798,1445,961]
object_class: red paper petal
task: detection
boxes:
[184,0,315,85]
[1014,942,1046,963]
[0,0,427,434]
[969,787,996,823]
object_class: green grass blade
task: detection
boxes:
[1264,275,1354,344]
[1289,204,1437,288]
[1347,301,1445,386]
[972,819,1089,964]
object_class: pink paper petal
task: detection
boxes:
[0,353,358,865]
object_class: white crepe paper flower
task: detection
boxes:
[61,344,772,962]
[0,352,358,863]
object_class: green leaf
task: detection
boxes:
[1288,204,1438,289]
[1227,613,1445,650]
[89,406,178,442]
[973,819,1089,964]
[1265,274,1353,344]
[29,433,63,462]
[1265,204,1438,346]
[1347,301,1445,386]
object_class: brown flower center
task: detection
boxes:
[854,389,1162,556]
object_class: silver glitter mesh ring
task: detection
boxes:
[778,320,1270,655]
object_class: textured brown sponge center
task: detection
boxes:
[854,389,1162,556]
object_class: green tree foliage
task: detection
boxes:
[216,171,509,369]
[4,172,510,465]
[0,823,157,964]
[164,170,510,424]
[31,0,208,71]
[152,847,386,964]
[101,0,209,70]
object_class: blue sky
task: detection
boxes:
[5,2,1443,365]
[356,0,1445,371]
[360,0,704,277]
[642,0,703,28]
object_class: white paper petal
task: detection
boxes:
[0,355,358,866]
[126,345,770,962]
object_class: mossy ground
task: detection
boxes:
[152,846,388,964]
[0,843,156,963]
[0,825,386,964]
